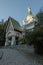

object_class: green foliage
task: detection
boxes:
[32,27,43,54]
[0,23,5,46]
[21,26,43,54]
[35,8,43,27]
[18,37,26,44]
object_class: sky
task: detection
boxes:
[0,0,43,25]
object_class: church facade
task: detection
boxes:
[5,17,22,46]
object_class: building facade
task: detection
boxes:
[5,17,22,46]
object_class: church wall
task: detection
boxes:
[5,30,22,46]
[5,18,22,46]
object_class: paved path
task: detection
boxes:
[0,48,43,65]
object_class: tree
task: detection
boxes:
[35,7,43,27]
[0,20,5,46]
[21,26,43,54]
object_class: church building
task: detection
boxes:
[5,6,35,46]
[5,17,22,46]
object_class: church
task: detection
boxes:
[5,6,35,46]
[5,17,22,46]
[23,6,35,31]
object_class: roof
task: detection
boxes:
[4,17,22,32]
[4,20,9,32]
[28,7,34,18]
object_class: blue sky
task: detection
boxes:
[0,0,43,25]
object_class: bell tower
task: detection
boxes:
[22,6,35,30]
[27,6,34,23]
[23,6,34,25]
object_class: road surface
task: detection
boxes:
[0,48,43,65]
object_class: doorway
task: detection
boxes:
[15,36,19,45]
